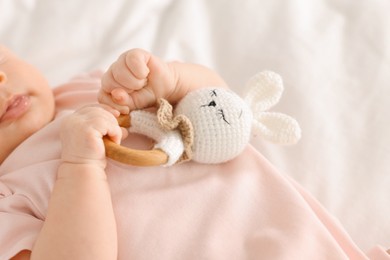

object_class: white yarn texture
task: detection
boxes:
[174,88,253,164]
[244,71,301,145]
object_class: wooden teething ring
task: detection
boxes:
[103,114,169,166]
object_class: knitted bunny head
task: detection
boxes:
[173,71,301,164]
[174,88,253,164]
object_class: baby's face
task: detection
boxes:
[0,46,55,163]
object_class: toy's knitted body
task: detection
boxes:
[129,110,184,166]
[124,71,301,166]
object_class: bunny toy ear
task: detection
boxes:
[244,70,301,145]
[252,112,301,145]
[244,71,284,113]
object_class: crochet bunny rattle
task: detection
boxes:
[103,71,301,166]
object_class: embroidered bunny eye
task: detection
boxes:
[201,100,216,107]
[208,100,216,107]
[200,89,219,107]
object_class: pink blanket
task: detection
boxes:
[0,72,388,259]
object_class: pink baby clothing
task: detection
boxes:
[0,71,389,259]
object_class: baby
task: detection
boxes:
[1,46,389,260]
[0,46,226,259]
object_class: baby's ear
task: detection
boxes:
[252,112,301,145]
[244,71,284,113]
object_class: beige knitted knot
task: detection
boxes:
[157,98,194,163]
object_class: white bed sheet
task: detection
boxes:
[1,0,389,251]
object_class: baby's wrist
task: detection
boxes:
[57,162,107,181]
[166,61,183,103]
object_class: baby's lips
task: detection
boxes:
[0,94,31,122]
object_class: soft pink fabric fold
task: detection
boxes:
[0,72,388,259]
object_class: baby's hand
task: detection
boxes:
[98,48,176,114]
[60,105,125,169]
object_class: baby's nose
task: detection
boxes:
[0,71,7,85]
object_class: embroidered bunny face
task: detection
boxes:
[174,88,253,164]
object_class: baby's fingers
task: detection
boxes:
[112,60,147,91]
[121,127,129,140]
[128,86,157,110]
[111,88,132,106]
[101,64,146,95]
[98,89,130,114]
[124,49,151,80]
[94,103,120,118]
[89,106,123,144]
[105,122,123,145]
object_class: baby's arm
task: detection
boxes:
[28,105,123,260]
[98,48,227,113]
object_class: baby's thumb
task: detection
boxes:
[121,127,129,139]
[108,88,133,113]
[129,87,157,110]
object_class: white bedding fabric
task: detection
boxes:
[1,0,389,251]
